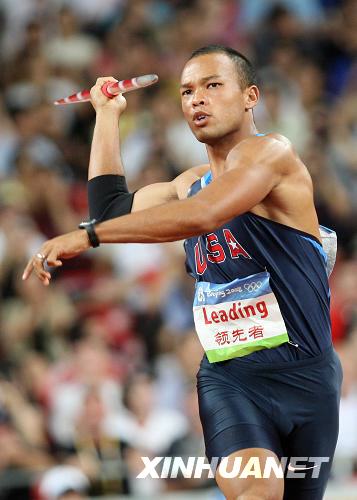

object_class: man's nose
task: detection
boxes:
[192,90,206,106]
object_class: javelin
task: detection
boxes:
[54,74,159,105]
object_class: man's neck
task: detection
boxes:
[206,119,258,178]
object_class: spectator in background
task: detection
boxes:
[238,0,325,31]
[44,7,100,73]
[104,371,188,495]
[47,336,122,451]
[0,380,53,499]
[164,383,213,491]
[103,372,188,455]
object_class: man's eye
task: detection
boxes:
[182,89,192,96]
[207,82,221,88]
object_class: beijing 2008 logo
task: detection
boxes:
[244,281,262,292]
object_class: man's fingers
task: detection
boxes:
[90,77,122,108]
[22,231,87,286]
[95,76,117,86]
[38,270,51,285]
[46,249,62,268]
[46,259,63,267]
[22,259,34,281]
[91,77,117,97]
[22,247,55,285]
[22,257,51,286]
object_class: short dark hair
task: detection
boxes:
[188,45,257,89]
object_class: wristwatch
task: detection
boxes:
[78,219,100,248]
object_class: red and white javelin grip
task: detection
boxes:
[54,74,159,105]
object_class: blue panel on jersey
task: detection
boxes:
[301,235,327,263]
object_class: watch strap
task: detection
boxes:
[78,219,100,248]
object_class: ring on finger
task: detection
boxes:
[36,253,46,261]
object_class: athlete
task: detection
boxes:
[23,46,342,500]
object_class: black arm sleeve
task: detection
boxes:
[88,174,135,222]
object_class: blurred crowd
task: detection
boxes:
[0,0,356,498]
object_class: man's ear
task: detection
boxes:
[245,85,259,111]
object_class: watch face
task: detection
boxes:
[79,219,96,229]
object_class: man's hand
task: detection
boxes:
[90,76,127,114]
[22,230,90,286]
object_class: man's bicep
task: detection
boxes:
[131,182,178,212]
[196,146,284,228]
[213,165,276,220]
[132,163,210,211]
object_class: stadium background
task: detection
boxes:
[0,0,356,498]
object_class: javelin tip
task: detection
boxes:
[136,74,159,86]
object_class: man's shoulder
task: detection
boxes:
[228,132,299,176]
[233,132,293,155]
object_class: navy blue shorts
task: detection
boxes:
[197,346,342,500]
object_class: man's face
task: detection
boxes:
[180,53,249,144]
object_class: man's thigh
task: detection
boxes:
[282,409,340,500]
[197,360,283,462]
[280,352,342,499]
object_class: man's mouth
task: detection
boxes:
[193,112,210,126]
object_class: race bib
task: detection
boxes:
[193,272,289,363]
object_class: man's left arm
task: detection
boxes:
[96,138,284,242]
[23,136,289,285]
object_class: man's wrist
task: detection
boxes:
[78,228,92,251]
[96,107,121,120]
[78,219,100,248]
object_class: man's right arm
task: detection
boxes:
[88,77,208,220]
